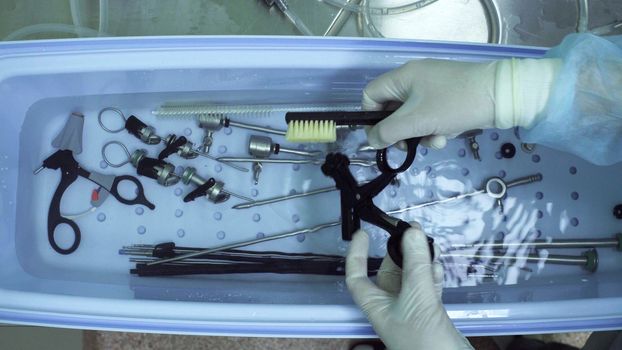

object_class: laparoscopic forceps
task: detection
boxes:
[143,232,609,273]
[232,186,337,209]
[148,173,542,266]
[390,173,543,215]
[450,233,622,251]
[232,179,392,209]
[444,250,600,272]
[233,173,543,210]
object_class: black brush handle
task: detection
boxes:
[285,111,393,126]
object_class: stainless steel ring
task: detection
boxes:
[98,107,127,133]
[485,177,507,199]
[101,140,131,168]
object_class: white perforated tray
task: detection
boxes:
[26,102,622,288]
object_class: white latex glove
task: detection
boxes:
[346,226,473,350]
[362,58,561,149]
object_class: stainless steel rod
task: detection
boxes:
[388,174,542,215]
[192,150,249,172]
[131,257,253,265]
[228,120,286,136]
[232,186,337,209]
[218,157,317,164]
[146,221,341,266]
[222,189,254,202]
[387,190,486,215]
[450,235,621,250]
[144,173,544,266]
[505,174,543,188]
[217,156,376,167]
[279,148,321,157]
[442,252,588,265]
[133,252,592,268]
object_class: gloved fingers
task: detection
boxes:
[346,229,373,282]
[431,242,441,263]
[432,241,444,298]
[365,130,445,151]
[420,135,447,150]
[399,228,437,297]
[408,221,422,230]
[376,221,423,293]
[394,140,408,151]
[362,126,408,151]
[346,230,392,313]
[377,255,401,294]
[361,69,410,111]
[366,98,440,149]
[401,227,434,269]
[432,262,445,298]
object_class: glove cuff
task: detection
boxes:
[494,58,561,129]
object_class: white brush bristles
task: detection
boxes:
[285,120,337,143]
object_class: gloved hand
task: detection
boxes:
[346,225,473,350]
[363,58,561,149]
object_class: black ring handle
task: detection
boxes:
[376,137,421,174]
[47,161,81,255]
[110,175,156,210]
[386,222,435,268]
[48,217,81,255]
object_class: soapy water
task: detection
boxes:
[45,105,618,289]
[353,131,602,288]
[263,126,590,286]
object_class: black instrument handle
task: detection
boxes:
[110,175,155,210]
[376,137,421,174]
[183,178,216,203]
[125,115,148,139]
[385,221,435,268]
[47,164,81,255]
[158,136,186,160]
[136,156,164,180]
[42,150,155,255]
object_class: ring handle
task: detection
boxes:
[101,141,131,168]
[485,177,507,199]
[48,217,81,255]
[98,107,127,133]
[376,137,421,174]
[47,161,81,254]
[110,175,155,210]
[386,224,435,268]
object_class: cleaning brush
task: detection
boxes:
[153,103,362,119]
[285,110,392,143]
